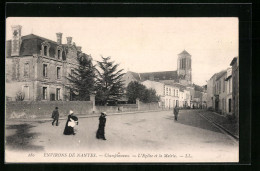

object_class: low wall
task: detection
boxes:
[6,101,93,119]
[139,102,160,111]
[6,101,161,119]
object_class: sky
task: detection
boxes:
[6,17,238,86]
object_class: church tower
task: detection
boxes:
[177,50,192,84]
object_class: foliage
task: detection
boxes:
[126,81,160,103]
[15,91,25,101]
[67,52,96,101]
[95,56,125,105]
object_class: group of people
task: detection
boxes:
[51,107,107,140]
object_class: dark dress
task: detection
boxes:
[63,114,78,135]
[96,116,106,139]
[174,107,179,121]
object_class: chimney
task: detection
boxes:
[56,32,63,44]
[11,25,22,56]
[76,46,82,52]
[66,37,72,45]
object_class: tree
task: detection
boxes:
[67,52,96,101]
[126,81,160,103]
[95,56,125,105]
[126,81,146,103]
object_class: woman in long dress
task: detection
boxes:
[96,112,107,140]
[63,110,78,135]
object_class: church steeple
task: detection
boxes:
[177,50,192,84]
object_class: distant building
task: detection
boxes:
[123,50,192,87]
[225,67,233,115]
[230,57,239,118]
[214,70,227,114]
[6,25,89,101]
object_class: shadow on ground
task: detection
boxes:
[164,110,222,134]
[6,124,44,151]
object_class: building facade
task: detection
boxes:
[225,67,233,115]
[6,25,88,101]
[230,57,239,118]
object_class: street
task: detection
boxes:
[5,110,238,162]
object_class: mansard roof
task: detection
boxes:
[5,34,81,60]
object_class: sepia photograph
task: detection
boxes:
[5,17,239,163]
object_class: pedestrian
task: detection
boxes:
[174,106,179,121]
[96,112,107,140]
[51,107,59,126]
[63,110,78,135]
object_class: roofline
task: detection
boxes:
[230,57,238,66]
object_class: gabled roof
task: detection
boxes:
[215,70,227,81]
[139,70,178,81]
[178,50,191,56]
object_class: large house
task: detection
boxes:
[6,25,89,101]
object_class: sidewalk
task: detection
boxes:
[199,110,239,139]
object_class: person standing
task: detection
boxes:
[174,106,179,121]
[63,110,78,135]
[51,107,59,126]
[96,112,107,140]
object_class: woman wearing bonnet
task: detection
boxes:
[63,110,78,135]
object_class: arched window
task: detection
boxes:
[43,46,48,56]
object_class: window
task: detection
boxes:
[57,67,61,79]
[223,78,225,92]
[166,88,168,95]
[71,69,74,77]
[24,63,29,77]
[173,89,175,96]
[43,64,48,77]
[56,88,61,100]
[43,87,47,100]
[57,49,61,59]
[43,46,48,56]
[176,90,179,97]
[169,88,171,96]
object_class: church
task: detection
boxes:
[123,50,192,87]
[123,50,206,108]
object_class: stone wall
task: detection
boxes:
[6,101,93,119]
[6,101,161,119]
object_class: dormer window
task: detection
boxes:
[57,50,61,59]
[44,46,48,56]
[56,46,63,60]
[41,41,50,57]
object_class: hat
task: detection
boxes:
[69,110,74,114]
[101,112,107,116]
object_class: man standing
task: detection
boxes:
[51,107,59,126]
[96,112,107,140]
[174,106,179,121]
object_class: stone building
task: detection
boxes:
[214,70,227,114]
[123,50,192,87]
[6,25,88,101]
[225,67,233,115]
[141,79,191,109]
[230,57,239,118]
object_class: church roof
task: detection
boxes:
[178,50,191,56]
[139,71,178,81]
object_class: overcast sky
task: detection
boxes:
[6,17,238,86]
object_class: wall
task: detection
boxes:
[6,101,160,119]
[6,101,93,119]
